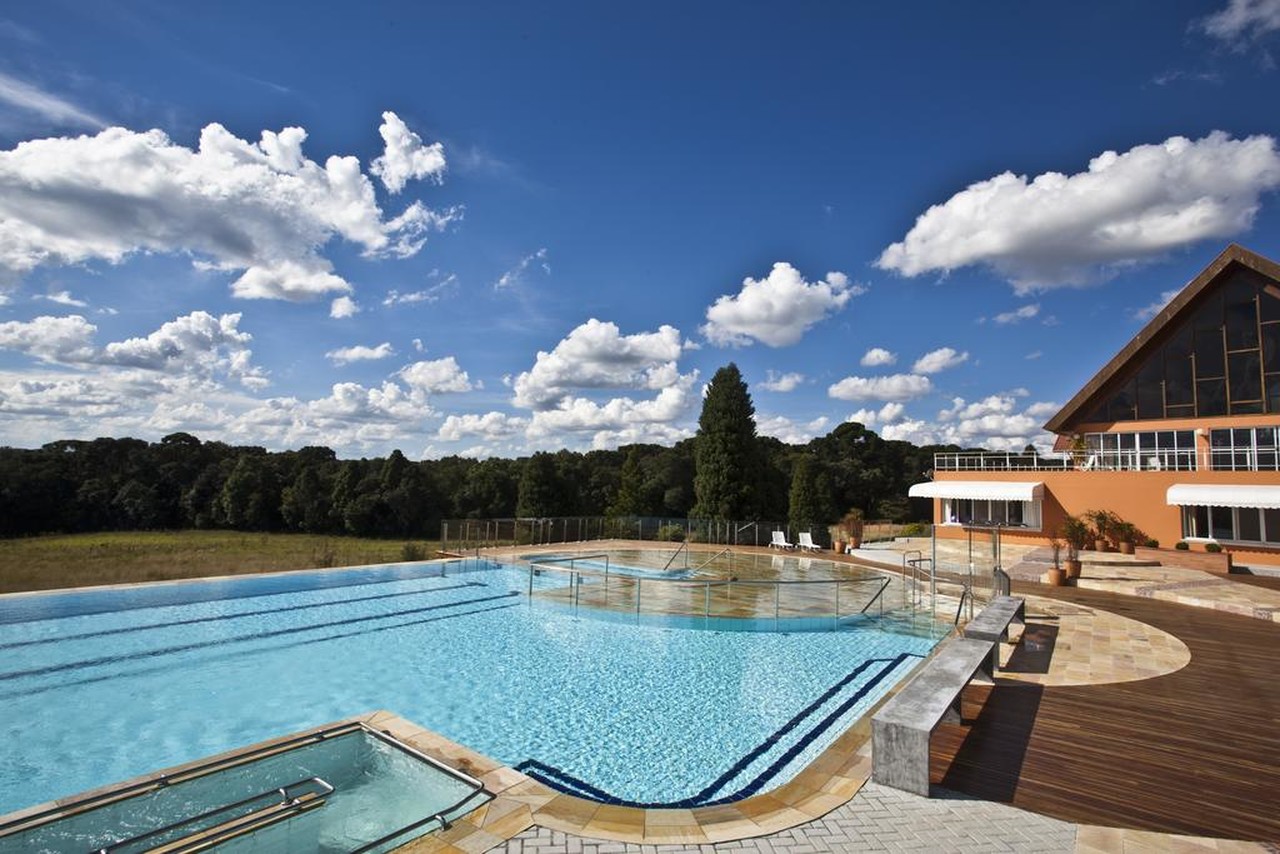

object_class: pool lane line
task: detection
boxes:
[516,651,922,809]
[0,600,524,702]
[0,580,489,651]
[0,591,521,682]
[0,562,503,627]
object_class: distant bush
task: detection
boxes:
[1175,541,1189,550]
[400,542,426,561]
[656,524,686,542]
[1205,542,1223,553]
[899,522,929,537]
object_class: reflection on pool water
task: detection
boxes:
[0,556,942,818]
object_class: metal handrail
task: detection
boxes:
[662,540,689,570]
[98,776,333,854]
[693,546,732,572]
[859,577,891,615]
[349,787,490,854]
[526,559,900,623]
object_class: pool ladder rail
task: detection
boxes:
[97,776,334,854]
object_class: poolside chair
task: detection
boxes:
[770,530,795,550]
[797,532,820,552]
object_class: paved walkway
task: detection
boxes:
[495,782,1079,853]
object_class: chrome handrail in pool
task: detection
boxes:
[98,776,334,854]
[524,559,904,629]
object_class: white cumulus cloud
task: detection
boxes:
[512,319,687,410]
[370,111,446,194]
[846,402,906,427]
[860,347,897,367]
[397,356,474,395]
[759,370,805,392]
[329,296,359,318]
[702,262,860,347]
[0,315,98,363]
[993,304,1039,325]
[325,342,395,366]
[0,113,457,299]
[437,411,528,442]
[876,132,1280,292]
[828,373,932,402]
[913,347,969,374]
[757,414,830,444]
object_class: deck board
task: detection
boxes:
[930,584,1280,842]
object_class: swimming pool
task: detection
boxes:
[0,557,942,818]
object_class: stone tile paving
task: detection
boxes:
[493,782,1079,853]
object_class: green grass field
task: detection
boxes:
[0,531,440,594]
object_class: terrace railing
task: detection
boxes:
[933,449,1199,472]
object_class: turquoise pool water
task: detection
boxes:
[0,559,941,816]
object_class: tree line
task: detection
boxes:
[0,364,964,539]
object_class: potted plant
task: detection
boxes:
[1062,514,1088,580]
[1113,520,1138,555]
[1046,533,1066,586]
[840,508,865,550]
[1085,509,1114,552]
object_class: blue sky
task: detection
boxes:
[3,0,1280,459]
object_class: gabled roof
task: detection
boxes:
[1043,243,1280,435]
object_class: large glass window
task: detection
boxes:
[1209,426,1280,471]
[1182,504,1280,545]
[942,498,1041,530]
[1084,269,1280,423]
[1084,429,1196,470]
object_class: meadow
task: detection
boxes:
[0,531,439,595]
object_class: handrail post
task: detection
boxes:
[774,584,780,630]
[636,578,642,618]
[704,583,710,619]
[834,580,840,628]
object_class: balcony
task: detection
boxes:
[933,450,1199,472]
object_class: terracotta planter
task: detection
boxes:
[833,540,846,554]
[1094,539,1109,553]
[1119,541,1135,555]
[1046,567,1066,586]
[1065,558,1082,579]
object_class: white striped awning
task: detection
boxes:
[908,481,1043,501]
[1166,484,1280,509]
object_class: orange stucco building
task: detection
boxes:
[909,244,1280,569]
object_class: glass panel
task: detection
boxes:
[1259,283,1280,323]
[1210,506,1234,541]
[1139,432,1156,450]
[1007,501,1023,526]
[1265,509,1280,544]
[1193,293,1223,331]
[1156,431,1174,449]
[1119,433,1136,450]
[1136,360,1163,419]
[1166,404,1194,417]
[1197,378,1226,416]
[990,501,1008,525]
[1238,507,1262,542]
[1228,351,1262,403]
[1194,327,1225,377]
[1257,427,1277,447]
[1165,348,1194,406]
[1193,505,1209,537]
[1232,401,1264,415]
[1176,430,1195,448]
[1225,295,1259,350]
[1267,374,1280,414]
[1107,382,1136,421]
[1262,323,1280,366]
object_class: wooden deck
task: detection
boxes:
[930,583,1280,842]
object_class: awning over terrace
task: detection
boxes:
[908,481,1044,501]
[1166,484,1280,509]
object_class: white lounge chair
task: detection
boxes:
[797,532,821,552]
[770,530,795,550]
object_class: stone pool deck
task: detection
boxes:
[394,542,1279,853]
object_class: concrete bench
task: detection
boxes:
[871,635,994,796]
[961,595,1025,644]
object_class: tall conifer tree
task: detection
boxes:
[692,363,759,520]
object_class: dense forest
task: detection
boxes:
[0,366,965,539]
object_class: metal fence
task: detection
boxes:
[441,516,842,552]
